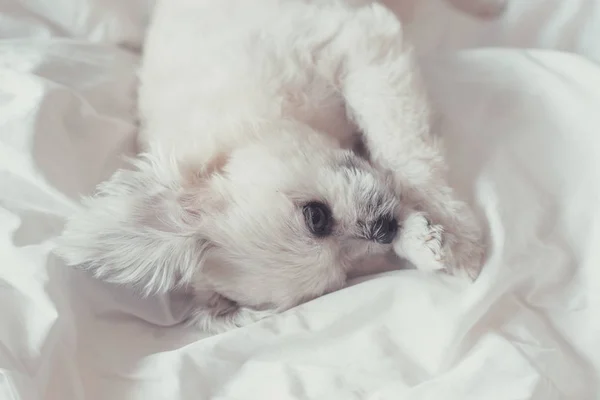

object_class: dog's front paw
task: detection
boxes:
[394,213,447,272]
[394,212,485,280]
[188,293,274,333]
[446,0,508,19]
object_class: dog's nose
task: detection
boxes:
[370,216,398,244]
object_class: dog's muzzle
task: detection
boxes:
[369,216,398,244]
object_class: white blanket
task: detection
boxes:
[1,1,599,399]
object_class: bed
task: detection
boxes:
[1,1,599,399]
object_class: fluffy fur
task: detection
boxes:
[58,0,503,333]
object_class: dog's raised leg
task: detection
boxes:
[321,4,485,278]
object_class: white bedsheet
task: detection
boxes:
[1,1,599,399]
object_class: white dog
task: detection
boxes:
[58,0,503,332]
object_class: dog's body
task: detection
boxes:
[59,0,502,332]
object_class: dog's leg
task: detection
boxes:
[313,4,485,279]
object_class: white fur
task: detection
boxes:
[57,0,502,333]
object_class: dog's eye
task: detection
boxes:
[302,202,332,237]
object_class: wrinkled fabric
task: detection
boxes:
[1,1,599,399]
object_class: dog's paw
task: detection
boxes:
[188,293,274,333]
[394,213,447,272]
[422,222,445,263]
[445,0,508,19]
[394,212,485,280]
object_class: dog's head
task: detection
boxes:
[57,127,400,313]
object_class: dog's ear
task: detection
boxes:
[56,151,226,296]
